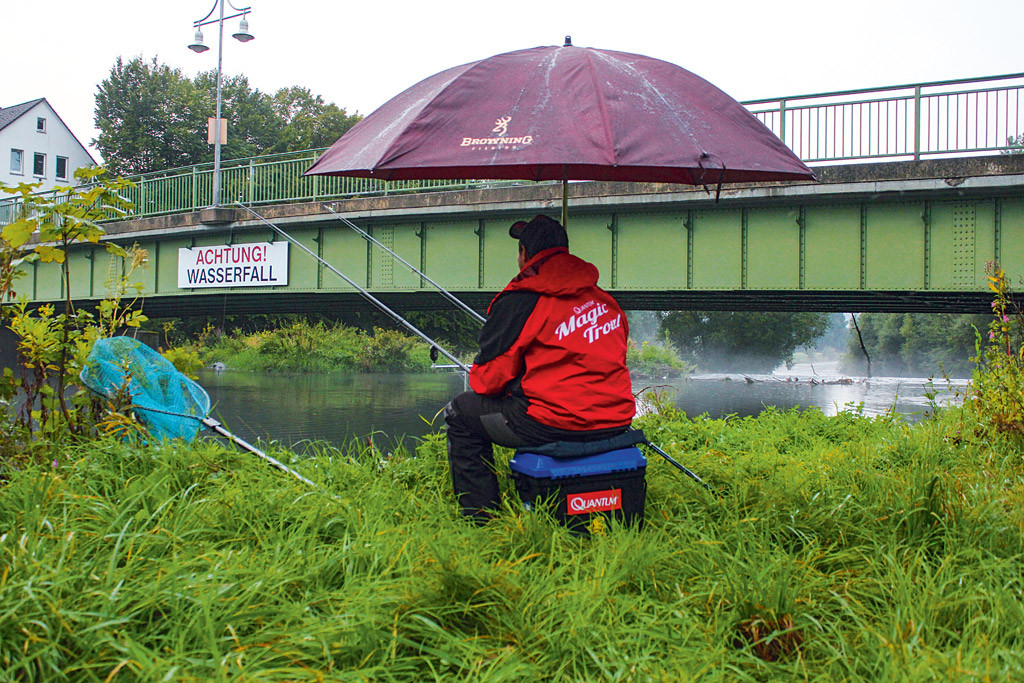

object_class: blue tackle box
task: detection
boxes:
[509,447,647,534]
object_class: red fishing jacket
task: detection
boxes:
[469,247,635,430]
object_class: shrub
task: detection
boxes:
[627,339,694,376]
[968,265,1024,438]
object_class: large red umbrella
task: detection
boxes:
[306,38,813,215]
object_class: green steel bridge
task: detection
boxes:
[5,73,1024,316]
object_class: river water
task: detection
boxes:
[196,361,967,452]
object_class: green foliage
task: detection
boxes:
[193,70,284,162]
[1002,133,1024,155]
[967,267,1024,437]
[357,326,428,372]
[93,57,208,176]
[0,169,146,441]
[1,404,1023,679]
[405,310,482,356]
[94,56,361,176]
[625,310,666,344]
[812,312,851,351]
[626,338,694,377]
[191,320,431,373]
[845,312,987,377]
[160,346,204,380]
[265,86,361,154]
[660,310,829,372]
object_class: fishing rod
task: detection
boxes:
[235,203,470,373]
[239,204,711,491]
[80,340,342,503]
[202,416,329,492]
[325,205,486,325]
[640,438,714,492]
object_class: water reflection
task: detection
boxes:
[199,370,465,451]
[197,362,966,451]
[642,373,966,422]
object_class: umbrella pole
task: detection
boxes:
[561,167,569,227]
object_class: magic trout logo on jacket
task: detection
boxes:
[554,300,623,344]
[460,115,534,150]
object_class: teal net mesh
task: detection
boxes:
[80,336,211,442]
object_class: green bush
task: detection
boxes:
[190,320,430,373]
[968,267,1024,438]
[627,339,694,376]
[356,326,431,372]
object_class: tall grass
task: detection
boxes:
[2,405,1023,680]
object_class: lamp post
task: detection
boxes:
[188,0,254,208]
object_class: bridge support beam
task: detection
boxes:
[22,156,1024,316]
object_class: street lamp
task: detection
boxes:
[188,0,254,207]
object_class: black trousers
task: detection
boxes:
[444,391,628,521]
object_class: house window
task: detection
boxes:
[10,149,23,174]
[33,152,45,177]
[36,117,46,133]
[56,156,68,181]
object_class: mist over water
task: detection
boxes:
[643,358,966,422]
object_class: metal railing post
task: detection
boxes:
[248,159,255,204]
[191,166,198,210]
[913,85,922,160]
[779,98,788,147]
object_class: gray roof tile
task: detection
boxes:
[0,98,45,132]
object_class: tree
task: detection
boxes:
[812,313,851,352]
[659,311,829,373]
[193,71,282,160]
[266,86,361,154]
[94,57,207,175]
[94,56,361,175]
[845,312,988,377]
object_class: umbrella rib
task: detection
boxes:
[593,51,708,164]
[584,50,618,167]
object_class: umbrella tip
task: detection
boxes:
[563,35,572,47]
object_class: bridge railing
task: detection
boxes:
[3,73,1024,225]
[745,73,1024,163]
[115,149,527,218]
[0,148,524,224]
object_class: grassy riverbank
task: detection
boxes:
[2,403,1022,680]
[189,321,696,376]
[190,321,433,372]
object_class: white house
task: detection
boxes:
[0,98,95,192]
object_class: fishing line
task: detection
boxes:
[236,204,711,491]
[234,203,470,373]
[325,205,486,325]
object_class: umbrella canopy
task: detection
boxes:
[305,39,813,186]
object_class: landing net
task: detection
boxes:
[80,336,210,441]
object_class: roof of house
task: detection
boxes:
[0,97,96,165]
[0,98,45,133]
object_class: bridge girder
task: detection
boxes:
[22,156,1024,316]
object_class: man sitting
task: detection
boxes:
[444,214,636,523]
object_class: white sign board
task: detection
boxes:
[178,242,288,288]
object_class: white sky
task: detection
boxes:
[6,0,1021,162]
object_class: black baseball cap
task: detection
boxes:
[509,214,569,257]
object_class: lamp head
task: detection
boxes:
[188,28,209,53]
[232,17,254,42]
